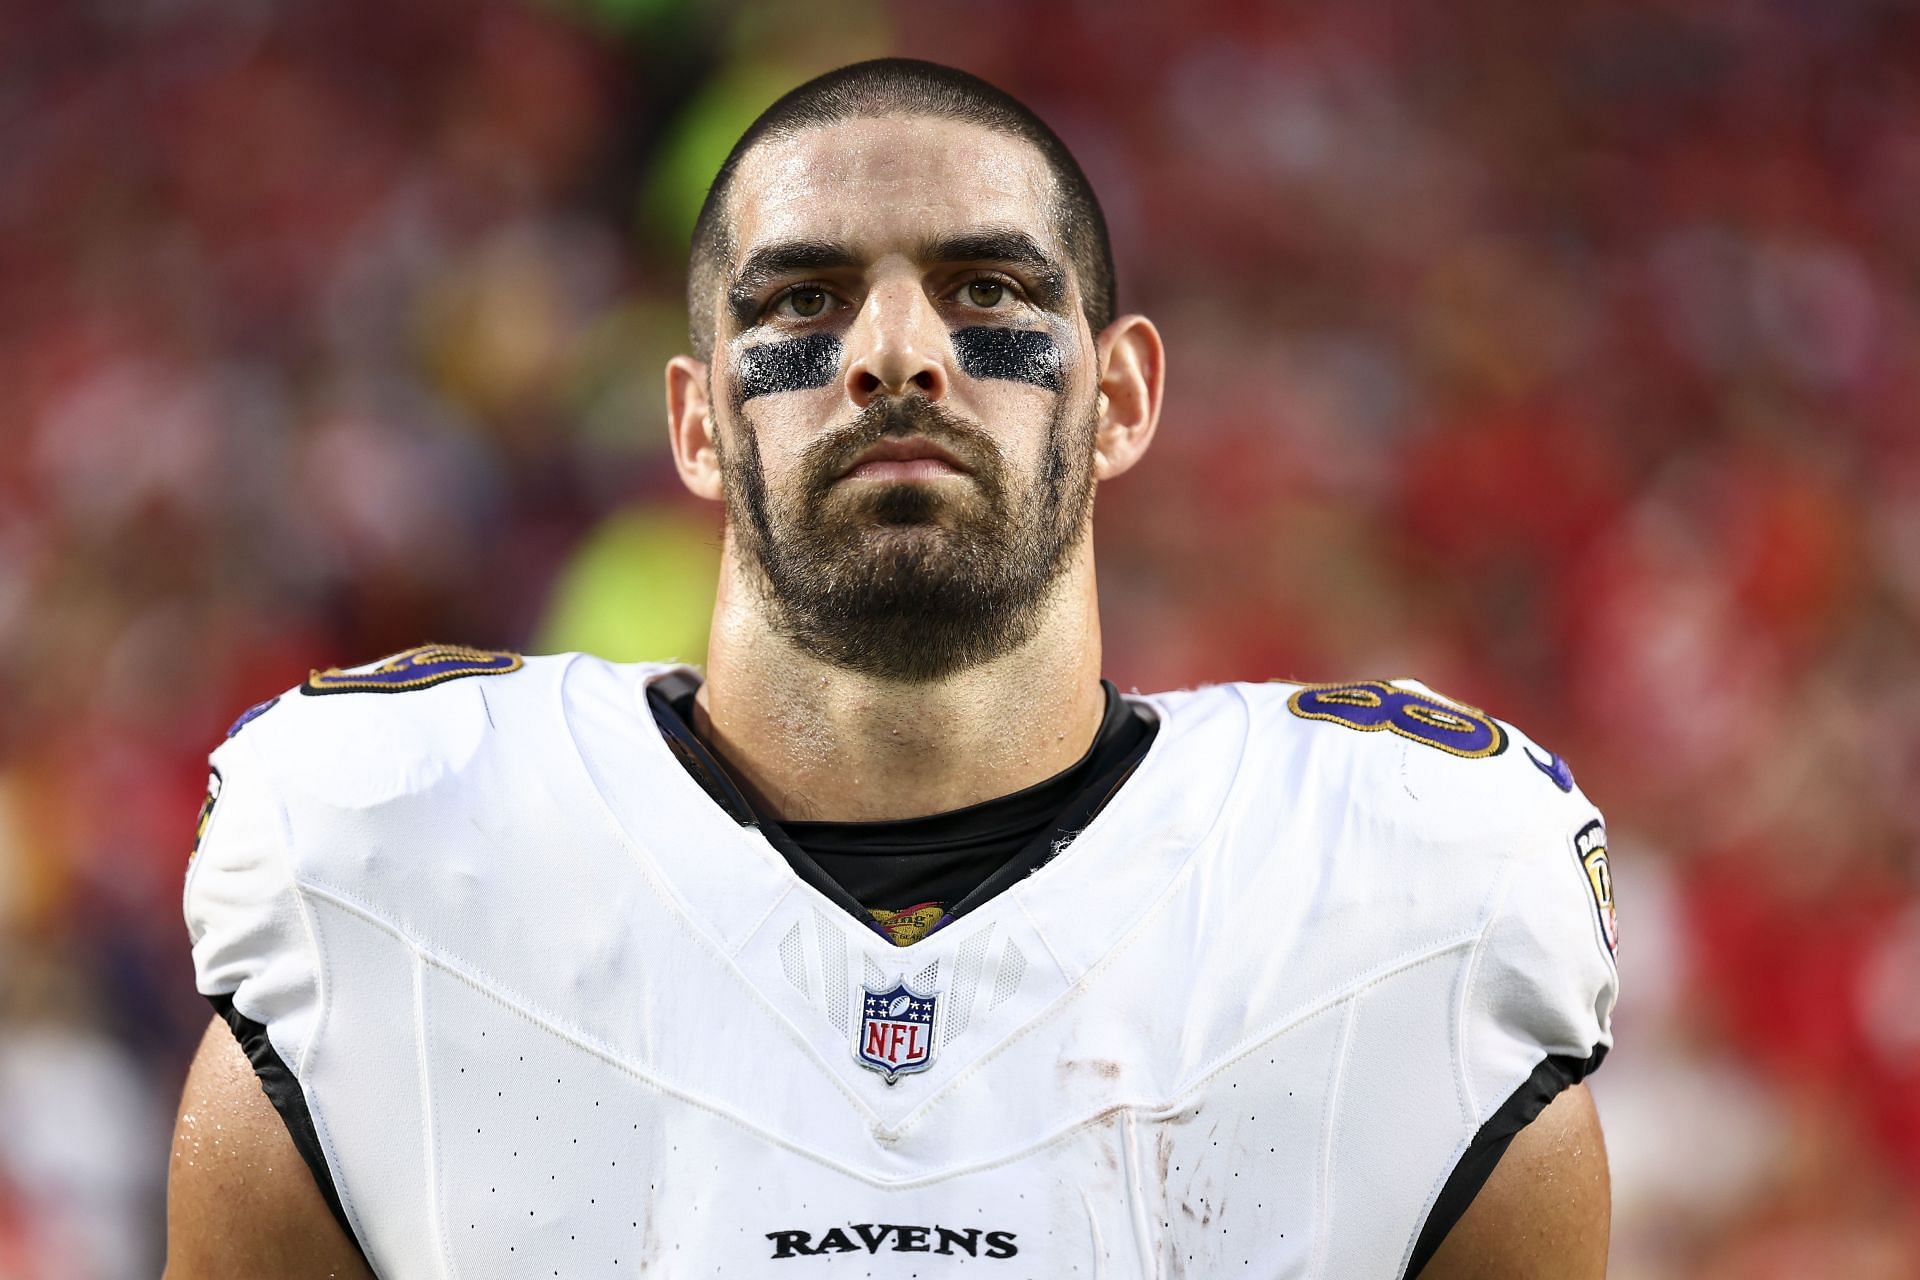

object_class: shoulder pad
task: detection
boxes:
[1249,677,1598,843]
[1245,676,1618,973]
[228,647,549,814]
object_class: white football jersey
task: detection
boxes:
[186,650,1617,1278]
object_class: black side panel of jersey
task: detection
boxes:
[1405,1046,1608,1278]
[208,994,373,1272]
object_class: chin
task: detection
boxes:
[847,523,967,573]
[847,480,958,525]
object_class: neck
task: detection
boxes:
[692,537,1106,822]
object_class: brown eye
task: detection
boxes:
[787,288,828,318]
[966,280,1005,307]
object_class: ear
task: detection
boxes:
[1091,314,1165,482]
[665,354,723,502]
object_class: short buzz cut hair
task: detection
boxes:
[685,58,1116,360]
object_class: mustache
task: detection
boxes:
[798,397,1002,497]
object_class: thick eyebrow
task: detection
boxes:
[726,226,1072,327]
[920,227,1067,310]
[727,239,862,325]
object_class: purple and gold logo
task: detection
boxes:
[189,768,222,864]
[1287,679,1508,759]
[301,644,522,696]
[1574,819,1617,957]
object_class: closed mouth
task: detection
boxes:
[839,437,970,479]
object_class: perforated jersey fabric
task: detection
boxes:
[185,655,1616,1277]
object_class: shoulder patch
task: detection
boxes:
[1573,819,1617,957]
[190,767,222,863]
[1286,679,1508,759]
[301,644,523,696]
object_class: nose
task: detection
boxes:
[843,277,950,408]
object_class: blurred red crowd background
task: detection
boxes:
[2,0,1918,1275]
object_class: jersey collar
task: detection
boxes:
[564,662,1245,980]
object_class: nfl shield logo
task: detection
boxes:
[855,977,939,1084]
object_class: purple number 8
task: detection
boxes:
[1287,681,1508,759]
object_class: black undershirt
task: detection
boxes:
[647,673,1156,945]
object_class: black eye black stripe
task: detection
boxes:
[735,333,842,403]
[733,326,1063,402]
[952,326,1062,392]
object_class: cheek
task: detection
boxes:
[951,321,1091,457]
[722,398,827,493]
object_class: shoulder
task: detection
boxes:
[221,644,544,792]
[188,645,564,966]
[1220,676,1617,967]
[1232,678,1619,1086]
[1128,675,1602,867]
[213,646,672,815]
[1233,676,1601,855]
[186,646,681,999]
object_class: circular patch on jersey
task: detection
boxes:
[302,644,523,696]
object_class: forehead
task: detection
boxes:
[726,115,1062,264]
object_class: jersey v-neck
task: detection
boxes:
[645,673,1157,945]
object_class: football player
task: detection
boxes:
[168,60,1616,1278]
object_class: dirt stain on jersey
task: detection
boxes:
[1057,1057,1123,1082]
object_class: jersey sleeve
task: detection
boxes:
[182,723,374,1262]
[182,728,322,1080]
[1369,677,1617,1084]
[1467,799,1617,1098]
[1403,779,1617,1276]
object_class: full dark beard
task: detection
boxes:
[720,395,1095,682]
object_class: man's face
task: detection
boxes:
[707,116,1099,682]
